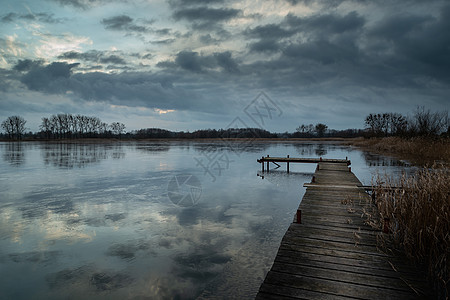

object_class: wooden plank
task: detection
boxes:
[257,283,354,300]
[257,157,350,165]
[263,271,418,300]
[270,261,414,292]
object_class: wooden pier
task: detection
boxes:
[256,160,431,299]
[257,155,351,173]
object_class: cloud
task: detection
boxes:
[13,59,44,71]
[366,4,450,79]
[173,7,240,22]
[1,12,65,24]
[34,32,93,59]
[160,51,239,73]
[50,0,116,10]
[20,61,80,92]
[58,50,128,67]
[214,52,239,73]
[169,0,226,8]
[100,55,126,65]
[172,6,241,31]
[284,11,365,36]
[245,23,294,53]
[245,11,364,55]
[245,23,294,40]
[13,60,226,113]
[101,15,148,32]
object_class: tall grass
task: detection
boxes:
[372,167,449,298]
[351,136,450,165]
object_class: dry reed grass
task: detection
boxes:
[372,167,449,298]
[351,137,450,165]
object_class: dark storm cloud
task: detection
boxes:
[169,0,226,7]
[249,40,282,53]
[284,11,365,36]
[102,15,133,30]
[58,50,128,65]
[58,50,102,61]
[50,0,118,10]
[13,60,226,112]
[20,61,80,92]
[152,38,176,45]
[214,52,239,73]
[100,55,126,65]
[161,50,239,73]
[368,5,450,74]
[172,6,241,30]
[245,23,294,39]
[173,7,240,22]
[1,12,64,24]
[246,11,364,55]
[283,40,359,64]
[174,51,214,72]
[286,0,369,8]
[245,23,294,53]
[13,59,44,71]
[101,15,148,32]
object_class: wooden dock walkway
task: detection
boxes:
[256,161,432,299]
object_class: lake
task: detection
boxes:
[0,141,411,299]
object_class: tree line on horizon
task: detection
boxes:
[1,107,448,140]
[364,107,448,138]
[1,114,125,140]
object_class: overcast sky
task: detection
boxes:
[0,0,449,132]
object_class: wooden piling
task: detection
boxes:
[287,155,290,173]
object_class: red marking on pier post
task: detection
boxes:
[349,167,351,172]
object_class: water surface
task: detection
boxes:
[0,141,411,299]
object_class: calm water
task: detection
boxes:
[0,141,411,299]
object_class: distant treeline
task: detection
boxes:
[0,107,448,140]
[1,114,125,140]
[364,107,448,137]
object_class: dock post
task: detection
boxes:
[296,209,302,224]
[349,167,351,172]
[287,155,290,173]
[266,155,269,172]
[261,156,264,172]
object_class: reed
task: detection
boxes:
[351,137,450,165]
[372,167,449,298]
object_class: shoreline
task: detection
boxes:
[0,137,359,143]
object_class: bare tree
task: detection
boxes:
[39,117,51,139]
[1,116,27,140]
[410,106,448,136]
[315,123,328,138]
[110,122,126,138]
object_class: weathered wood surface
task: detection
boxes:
[256,162,432,299]
[257,157,351,165]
